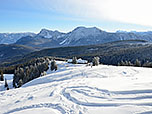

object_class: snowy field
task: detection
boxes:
[1,61,152,114]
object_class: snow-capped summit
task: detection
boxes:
[72,26,104,36]
[60,26,107,46]
[38,29,65,39]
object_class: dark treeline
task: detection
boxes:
[118,59,152,68]
[0,56,66,74]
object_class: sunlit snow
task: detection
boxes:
[1,61,152,114]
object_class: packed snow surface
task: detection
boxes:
[1,61,152,114]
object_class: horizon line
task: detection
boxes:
[1,26,152,34]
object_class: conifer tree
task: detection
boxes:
[13,77,17,88]
[0,71,4,81]
[51,60,58,71]
[120,60,125,66]
[135,59,141,67]
[5,78,8,88]
[72,57,77,64]
[118,62,121,66]
[92,57,100,66]
[128,61,133,66]
[125,61,129,66]
[18,79,23,87]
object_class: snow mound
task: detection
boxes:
[67,58,88,64]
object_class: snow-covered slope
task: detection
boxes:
[60,27,109,46]
[1,61,152,114]
[37,29,65,39]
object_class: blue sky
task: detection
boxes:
[1,0,152,33]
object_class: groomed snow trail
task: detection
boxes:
[1,61,152,114]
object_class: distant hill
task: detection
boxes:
[22,40,151,65]
[0,44,36,63]
[1,40,152,67]
[0,32,36,44]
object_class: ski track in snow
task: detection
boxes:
[62,86,152,107]
[138,111,152,114]
[3,103,66,114]
[1,61,152,114]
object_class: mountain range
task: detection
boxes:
[1,26,152,49]
[14,27,152,49]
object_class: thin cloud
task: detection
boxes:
[1,0,152,32]
[105,0,152,27]
[28,0,152,27]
